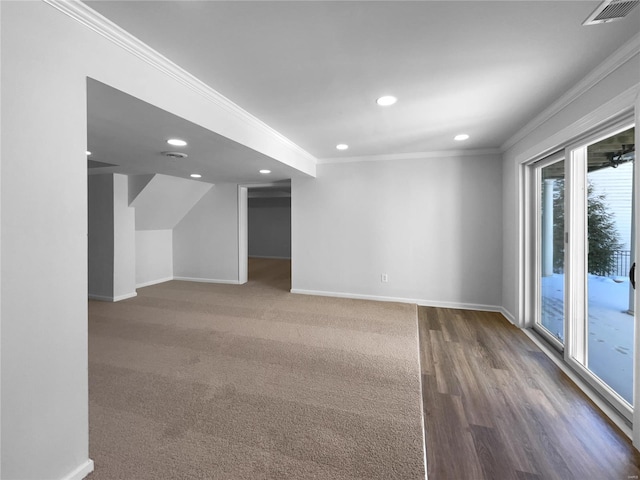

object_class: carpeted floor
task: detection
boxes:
[87,258,426,479]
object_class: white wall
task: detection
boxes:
[113,174,136,300]
[130,175,211,289]
[248,197,291,259]
[2,4,91,478]
[136,230,174,287]
[131,174,212,230]
[292,154,503,309]
[0,2,311,478]
[173,184,241,283]
[87,174,136,302]
[88,175,114,298]
[502,47,640,325]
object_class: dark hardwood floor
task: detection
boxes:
[418,307,640,480]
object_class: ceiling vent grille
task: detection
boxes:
[162,151,188,159]
[583,0,639,25]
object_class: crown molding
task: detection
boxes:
[317,148,502,165]
[513,86,637,165]
[43,0,317,165]
[502,32,640,153]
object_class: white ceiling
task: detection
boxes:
[86,0,639,178]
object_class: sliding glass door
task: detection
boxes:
[577,125,635,407]
[531,122,636,416]
[534,156,565,348]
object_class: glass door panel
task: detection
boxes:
[537,159,565,344]
[585,127,635,405]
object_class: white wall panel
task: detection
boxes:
[173,185,240,283]
[292,154,503,308]
[136,230,173,287]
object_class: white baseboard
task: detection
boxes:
[113,292,137,302]
[174,276,242,285]
[416,299,502,313]
[61,459,94,480]
[499,307,516,325]
[290,288,501,312]
[88,293,113,302]
[88,292,137,302]
[137,276,174,288]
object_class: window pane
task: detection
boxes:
[539,160,565,343]
[586,126,635,405]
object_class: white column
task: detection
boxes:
[542,179,555,276]
[238,186,248,284]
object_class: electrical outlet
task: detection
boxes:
[381,273,388,283]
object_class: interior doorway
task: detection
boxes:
[239,182,292,291]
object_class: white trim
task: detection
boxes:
[523,329,632,438]
[291,288,501,312]
[499,307,516,325]
[114,292,137,302]
[88,293,113,302]
[417,300,502,312]
[61,459,94,480]
[513,86,638,165]
[318,148,501,165]
[241,181,291,189]
[173,276,242,285]
[42,0,317,169]
[136,276,174,288]
[88,292,137,302]
[112,292,138,302]
[503,32,640,152]
[633,91,640,449]
[249,255,291,260]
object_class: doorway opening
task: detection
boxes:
[239,182,292,292]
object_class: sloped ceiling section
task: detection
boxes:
[130,174,213,230]
[128,174,154,205]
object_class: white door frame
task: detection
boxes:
[238,182,290,284]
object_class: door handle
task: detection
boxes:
[630,262,636,290]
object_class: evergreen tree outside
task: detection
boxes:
[587,183,623,276]
[551,179,622,276]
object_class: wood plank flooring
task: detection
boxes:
[419,306,640,480]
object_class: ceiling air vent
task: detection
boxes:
[583,0,639,25]
[162,151,188,159]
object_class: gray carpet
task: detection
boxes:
[87,259,426,479]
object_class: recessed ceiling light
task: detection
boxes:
[260,169,271,174]
[86,151,92,156]
[167,138,187,147]
[190,174,202,179]
[454,134,470,141]
[376,96,397,106]
[336,144,349,150]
